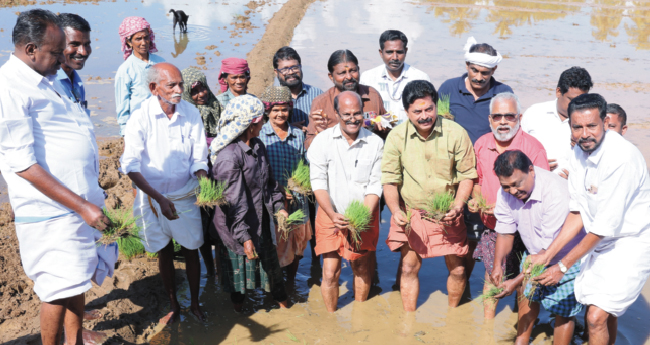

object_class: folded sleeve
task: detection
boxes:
[307,134,329,192]
[0,89,37,172]
[215,151,251,244]
[494,190,517,234]
[380,129,403,185]
[365,139,384,197]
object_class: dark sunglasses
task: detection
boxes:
[490,113,518,122]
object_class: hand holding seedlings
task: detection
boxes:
[423,192,456,223]
[392,210,408,227]
[97,208,141,246]
[533,264,565,286]
[276,209,306,240]
[243,239,258,260]
[344,200,372,250]
[157,196,178,220]
[437,94,455,121]
[195,177,228,209]
[286,160,312,197]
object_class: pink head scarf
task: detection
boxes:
[218,58,250,93]
[118,16,158,60]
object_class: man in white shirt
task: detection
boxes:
[120,62,209,324]
[521,67,593,177]
[528,94,650,345]
[360,30,431,125]
[307,91,384,312]
[0,10,113,345]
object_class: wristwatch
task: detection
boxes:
[558,260,568,273]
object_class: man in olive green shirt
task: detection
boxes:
[382,80,477,311]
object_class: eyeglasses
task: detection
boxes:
[276,65,301,75]
[490,113,518,122]
[338,113,364,121]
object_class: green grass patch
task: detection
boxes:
[276,209,306,240]
[287,160,312,196]
[195,177,227,209]
[437,94,454,121]
[423,192,455,222]
[344,200,372,250]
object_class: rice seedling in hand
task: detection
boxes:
[344,200,372,250]
[477,280,504,302]
[401,208,413,236]
[473,192,494,214]
[287,160,312,196]
[522,256,547,302]
[423,192,456,222]
[195,177,227,209]
[97,207,142,246]
[276,209,306,241]
[437,94,454,121]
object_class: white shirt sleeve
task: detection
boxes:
[119,110,146,175]
[494,190,517,234]
[365,139,384,198]
[307,133,329,192]
[568,151,581,212]
[0,88,37,172]
[189,110,209,175]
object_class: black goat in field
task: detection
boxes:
[169,9,189,33]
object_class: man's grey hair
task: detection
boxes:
[146,64,167,86]
[490,92,522,114]
[333,91,363,113]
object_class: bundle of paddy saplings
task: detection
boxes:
[401,207,413,237]
[522,256,546,302]
[473,192,493,214]
[422,191,456,223]
[97,207,141,246]
[437,94,454,121]
[477,277,505,302]
[344,200,372,250]
[276,209,306,241]
[195,177,228,209]
[286,160,312,197]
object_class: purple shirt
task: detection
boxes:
[495,167,585,265]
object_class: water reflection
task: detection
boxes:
[425,0,480,37]
[486,0,581,37]
[171,32,189,58]
[625,2,650,49]
[590,0,624,42]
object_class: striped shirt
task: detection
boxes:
[290,83,323,126]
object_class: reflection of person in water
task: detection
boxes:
[171,32,189,58]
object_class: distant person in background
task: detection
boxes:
[438,37,512,144]
[522,67,593,176]
[217,57,250,109]
[273,46,323,262]
[56,13,91,116]
[305,49,387,149]
[259,86,312,283]
[0,9,116,345]
[360,30,431,125]
[181,66,223,278]
[605,103,627,135]
[115,16,165,136]
[273,46,323,132]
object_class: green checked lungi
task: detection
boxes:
[521,253,583,317]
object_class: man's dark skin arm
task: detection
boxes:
[489,233,515,287]
[16,164,109,229]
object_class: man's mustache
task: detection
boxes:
[389,60,401,65]
[417,117,433,124]
[285,73,301,80]
[579,137,597,145]
[471,78,486,84]
[345,119,361,126]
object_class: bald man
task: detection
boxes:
[307,91,384,312]
[120,62,209,323]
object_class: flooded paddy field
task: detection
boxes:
[0,0,649,344]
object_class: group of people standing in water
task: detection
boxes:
[1,8,648,345]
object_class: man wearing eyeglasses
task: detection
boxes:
[307,91,384,312]
[360,30,430,125]
[273,46,323,132]
[467,92,549,319]
[55,13,92,115]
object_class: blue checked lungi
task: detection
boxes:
[521,253,583,317]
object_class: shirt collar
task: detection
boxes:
[527,167,544,203]
[236,138,254,154]
[10,54,50,87]
[586,130,609,164]
[333,123,369,144]
[261,122,297,139]
[381,63,410,82]
[408,116,442,140]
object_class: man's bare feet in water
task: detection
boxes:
[278,300,289,309]
[64,328,108,345]
[83,309,102,321]
[191,303,206,322]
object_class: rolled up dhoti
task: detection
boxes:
[314,206,379,261]
[134,178,204,253]
[386,208,468,258]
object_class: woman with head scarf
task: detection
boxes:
[115,16,165,136]
[181,67,223,277]
[210,95,290,312]
[216,57,251,109]
[258,86,312,283]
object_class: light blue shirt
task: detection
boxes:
[56,68,90,117]
[114,53,165,135]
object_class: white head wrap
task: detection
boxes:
[463,36,502,69]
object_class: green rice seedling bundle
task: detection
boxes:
[116,237,146,259]
[522,256,547,301]
[287,160,312,196]
[276,209,306,241]
[474,192,493,214]
[437,94,454,121]
[401,208,413,236]
[195,177,227,209]
[477,281,504,303]
[97,208,142,246]
[344,200,372,250]
[423,192,456,222]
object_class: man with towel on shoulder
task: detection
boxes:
[0,9,117,345]
[121,62,208,324]
[528,94,650,345]
[307,91,384,312]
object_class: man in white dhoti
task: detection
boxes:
[528,93,650,345]
[0,9,115,345]
[120,62,209,323]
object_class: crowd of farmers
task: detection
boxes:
[1,8,649,345]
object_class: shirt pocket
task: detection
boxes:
[353,159,373,185]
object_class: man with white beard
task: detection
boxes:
[467,92,550,319]
[120,62,208,324]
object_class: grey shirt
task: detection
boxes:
[211,138,285,255]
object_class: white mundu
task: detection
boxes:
[0,55,115,302]
[522,99,572,175]
[568,130,650,317]
[121,96,209,252]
